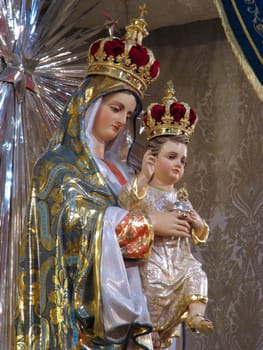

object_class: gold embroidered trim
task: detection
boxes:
[191,220,209,245]
[131,175,147,200]
[214,0,263,102]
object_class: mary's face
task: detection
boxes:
[92,92,137,143]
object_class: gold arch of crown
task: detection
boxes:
[86,4,158,98]
[144,80,198,141]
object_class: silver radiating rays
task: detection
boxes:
[0,1,107,348]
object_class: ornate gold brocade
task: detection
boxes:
[116,213,154,258]
[15,75,154,350]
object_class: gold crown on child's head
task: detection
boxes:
[87,4,160,98]
[143,80,198,141]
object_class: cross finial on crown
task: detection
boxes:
[167,80,175,94]
[125,4,149,46]
[139,3,148,18]
[162,80,177,120]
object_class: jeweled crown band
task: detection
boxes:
[87,62,147,98]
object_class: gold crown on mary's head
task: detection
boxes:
[87,4,160,98]
[143,80,198,141]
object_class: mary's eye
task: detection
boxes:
[111,105,120,112]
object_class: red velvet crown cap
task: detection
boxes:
[90,38,160,80]
[149,102,197,124]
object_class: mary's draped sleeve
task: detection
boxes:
[116,213,154,258]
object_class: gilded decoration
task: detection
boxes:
[1,2,263,349]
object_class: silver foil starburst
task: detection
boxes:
[0,1,109,348]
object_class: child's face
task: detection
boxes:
[153,140,187,186]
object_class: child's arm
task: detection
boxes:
[136,149,156,194]
[118,150,156,209]
[187,209,209,244]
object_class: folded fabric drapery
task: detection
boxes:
[214,0,263,101]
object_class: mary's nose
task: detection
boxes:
[119,113,128,125]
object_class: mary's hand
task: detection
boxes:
[148,211,191,238]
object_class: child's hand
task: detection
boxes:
[187,209,204,232]
[139,149,156,184]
